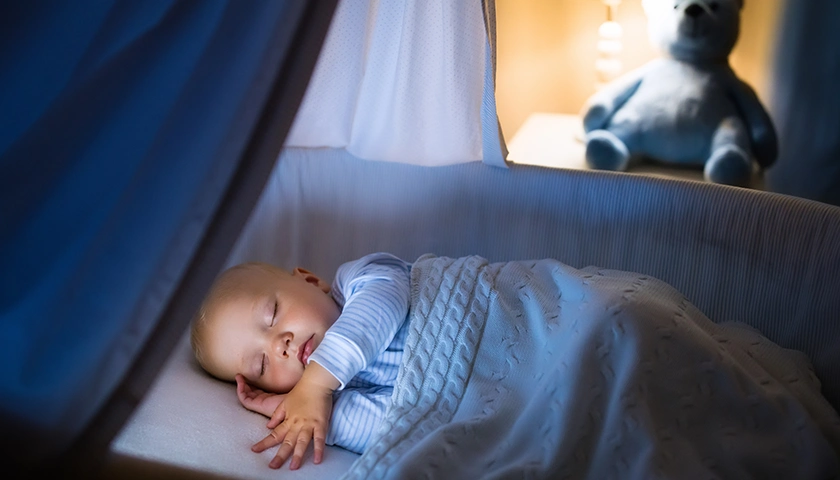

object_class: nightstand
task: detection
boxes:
[506,112,764,189]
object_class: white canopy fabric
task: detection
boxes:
[286,0,502,166]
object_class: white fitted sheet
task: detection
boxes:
[111,332,360,479]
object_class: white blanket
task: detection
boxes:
[344,255,840,479]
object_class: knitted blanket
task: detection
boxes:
[343,255,840,479]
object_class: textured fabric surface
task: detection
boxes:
[344,254,840,479]
[284,0,486,166]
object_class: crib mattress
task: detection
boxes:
[110,332,359,479]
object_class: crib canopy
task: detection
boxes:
[0,0,339,473]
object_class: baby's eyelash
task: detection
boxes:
[270,301,278,326]
[260,354,266,376]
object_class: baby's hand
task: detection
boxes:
[250,362,339,470]
[235,374,285,420]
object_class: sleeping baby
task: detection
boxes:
[191,252,840,477]
[190,252,411,471]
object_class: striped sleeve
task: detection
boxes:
[327,386,393,453]
[307,252,411,389]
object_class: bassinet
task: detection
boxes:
[110,147,840,479]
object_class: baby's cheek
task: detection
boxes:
[269,367,299,394]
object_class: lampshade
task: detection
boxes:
[596,0,623,88]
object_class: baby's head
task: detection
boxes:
[191,262,340,393]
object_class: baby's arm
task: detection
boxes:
[308,253,411,389]
[251,361,340,470]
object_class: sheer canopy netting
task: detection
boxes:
[285,0,506,167]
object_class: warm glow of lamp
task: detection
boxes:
[595,0,623,89]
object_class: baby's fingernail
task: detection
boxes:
[290,459,300,470]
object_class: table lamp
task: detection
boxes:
[596,0,623,89]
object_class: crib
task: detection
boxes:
[3,0,840,479]
[108,147,840,478]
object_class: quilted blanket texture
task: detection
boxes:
[343,255,840,479]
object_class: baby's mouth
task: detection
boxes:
[298,335,315,365]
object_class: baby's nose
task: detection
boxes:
[272,332,293,357]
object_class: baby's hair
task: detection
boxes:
[190,262,289,379]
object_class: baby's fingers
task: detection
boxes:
[235,375,247,397]
[287,429,313,470]
[268,431,298,470]
[267,404,286,429]
[251,425,288,453]
[312,427,327,464]
[235,374,257,403]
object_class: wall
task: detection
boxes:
[494,0,785,139]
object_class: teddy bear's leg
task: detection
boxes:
[705,117,753,187]
[585,129,630,171]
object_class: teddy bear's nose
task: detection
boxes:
[685,4,704,17]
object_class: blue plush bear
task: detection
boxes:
[581,0,777,187]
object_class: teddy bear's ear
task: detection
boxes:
[641,0,659,17]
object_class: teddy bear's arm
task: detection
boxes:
[580,62,655,133]
[728,78,778,168]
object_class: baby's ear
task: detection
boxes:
[292,267,331,293]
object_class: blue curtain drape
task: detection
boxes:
[766,0,840,206]
[0,0,335,472]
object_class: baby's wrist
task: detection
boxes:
[301,361,341,393]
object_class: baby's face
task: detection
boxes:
[203,265,340,393]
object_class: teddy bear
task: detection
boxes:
[580,0,777,187]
